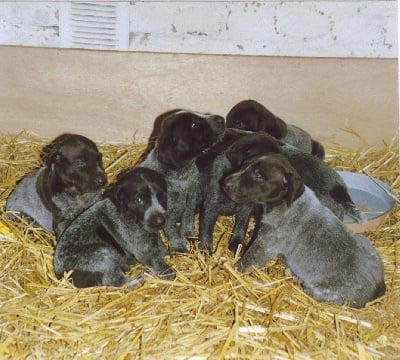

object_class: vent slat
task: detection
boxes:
[73,30,117,37]
[71,19,117,26]
[72,3,116,9]
[60,2,129,51]
[71,13,117,20]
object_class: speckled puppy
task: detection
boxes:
[223,153,385,308]
[226,132,365,222]
[6,133,107,237]
[140,110,226,252]
[54,167,175,288]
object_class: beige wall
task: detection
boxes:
[0,46,398,148]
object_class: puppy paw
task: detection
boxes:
[158,267,176,281]
[345,203,367,223]
[125,274,146,290]
[228,237,243,254]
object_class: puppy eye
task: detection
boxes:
[251,168,263,182]
[282,176,288,188]
[190,120,200,129]
[134,195,145,205]
[72,159,86,168]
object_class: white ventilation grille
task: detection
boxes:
[60,2,129,51]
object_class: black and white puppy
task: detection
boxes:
[54,167,175,288]
[196,129,282,252]
[223,154,385,308]
[227,132,365,223]
[6,133,107,236]
[226,99,325,159]
[139,110,226,252]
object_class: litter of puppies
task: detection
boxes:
[0,100,399,358]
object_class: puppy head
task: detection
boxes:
[106,167,168,233]
[223,153,304,208]
[226,131,282,168]
[44,134,107,193]
[226,99,287,139]
[157,110,225,168]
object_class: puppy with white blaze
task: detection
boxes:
[54,167,175,288]
[222,153,385,308]
[6,133,107,237]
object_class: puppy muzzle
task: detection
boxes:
[145,212,167,233]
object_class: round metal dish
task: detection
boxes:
[338,171,397,233]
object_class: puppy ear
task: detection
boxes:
[226,147,243,169]
[46,150,62,166]
[106,183,126,210]
[284,168,304,207]
[261,115,287,139]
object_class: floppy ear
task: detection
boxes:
[261,115,287,139]
[106,182,127,211]
[226,147,244,169]
[135,110,182,166]
[284,168,305,207]
[45,149,63,166]
[148,109,182,150]
[156,117,176,164]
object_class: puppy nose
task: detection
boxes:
[150,213,166,228]
[222,179,233,194]
[96,175,107,186]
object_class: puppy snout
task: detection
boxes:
[150,213,166,229]
[222,178,233,196]
[95,174,107,187]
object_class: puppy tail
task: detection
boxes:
[343,202,367,223]
[330,185,366,223]
[311,140,325,159]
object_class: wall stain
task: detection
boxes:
[41,25,59,36]
[273,15,279,35]
[186,31,208,36]
[140,32,150,44]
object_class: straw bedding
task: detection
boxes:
[0,130,399,359]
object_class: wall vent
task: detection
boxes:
[60,2,129,51]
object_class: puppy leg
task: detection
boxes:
[198,203,218,251]
[72,267,127,288]
[164,223,188,253]
[180,192,199,239]
[57,246,130,288]
[228,208,253,254]
[236,237,275,271]
[133,236,176,280]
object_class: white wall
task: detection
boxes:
[0,1,397,58]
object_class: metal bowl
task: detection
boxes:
[338,171,397,233]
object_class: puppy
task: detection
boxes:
[140,110,226,252]
[196,129,282,252]
[226,132,365,223]
[6,133,107,236]
[223,154,385,308]
[226,99,325,159]
[54,167,175,288]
